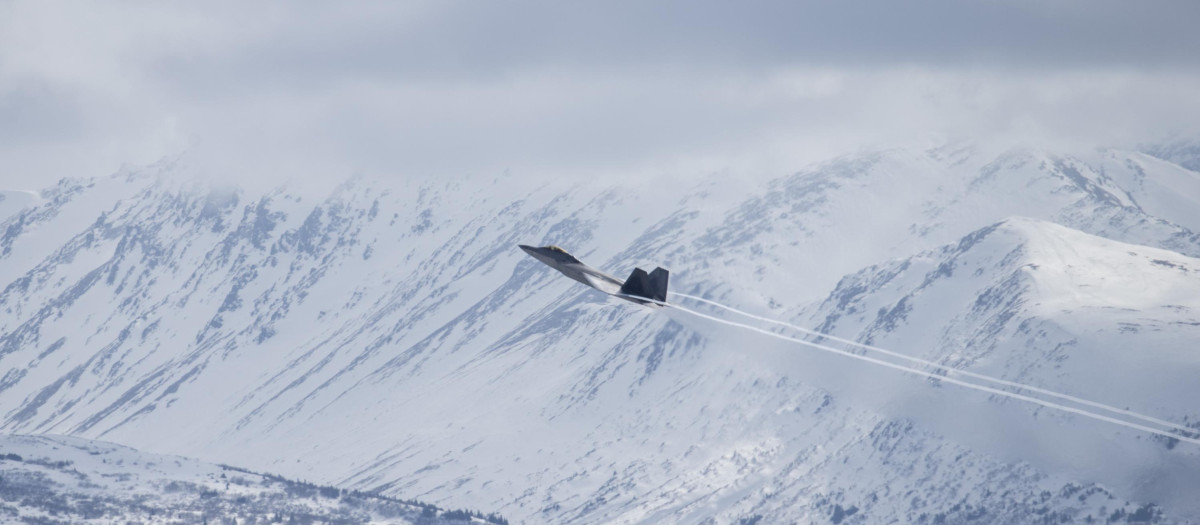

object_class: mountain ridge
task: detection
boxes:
[1,145,1198,522]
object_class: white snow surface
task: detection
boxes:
[1,145,1199,523]
[0,190,42,225]
[0,433,449,523]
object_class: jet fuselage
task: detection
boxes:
[519,245,668,306]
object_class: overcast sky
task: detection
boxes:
[2,1,1199,189]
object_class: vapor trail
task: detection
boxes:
[617,294,1200,447]
[670,292,1198,437]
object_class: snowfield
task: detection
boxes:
[0,434,506,523]
[2,144,1199,523]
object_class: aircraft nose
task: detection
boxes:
[519,244,548,259]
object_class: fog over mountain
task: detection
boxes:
[2,2,1199,189]
[3,2,1200,524]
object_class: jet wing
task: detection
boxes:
[581,272,623,295]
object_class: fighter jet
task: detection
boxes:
[519,245,668,307]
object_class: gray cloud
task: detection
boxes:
[160,0,1200,85]
[1,1,1199,190]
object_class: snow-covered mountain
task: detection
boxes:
[0,434,506,523]
[2,144,1199,523]
[0,190,42,225]
[803,218,1200,508]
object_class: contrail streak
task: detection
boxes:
[670,292,1198,437]
[617,294,1200,447]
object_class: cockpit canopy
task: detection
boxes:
[542,245,581,263]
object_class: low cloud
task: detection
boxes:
[2,1,1198,190]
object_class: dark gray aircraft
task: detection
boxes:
[519,245,668,307]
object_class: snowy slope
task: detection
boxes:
[0,190,41,225]
[1,145,1199,523]
[0,434,506,524]
[803,218,1200,511]
[1143,138,1200,173]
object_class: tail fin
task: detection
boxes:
[619,266,669,303]
[648,267,668,302]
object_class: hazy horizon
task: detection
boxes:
[3,1,1199,190]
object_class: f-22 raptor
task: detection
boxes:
[519,245,668,307]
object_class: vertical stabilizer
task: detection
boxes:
[648,267,669,302]
[619,267,669,303]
